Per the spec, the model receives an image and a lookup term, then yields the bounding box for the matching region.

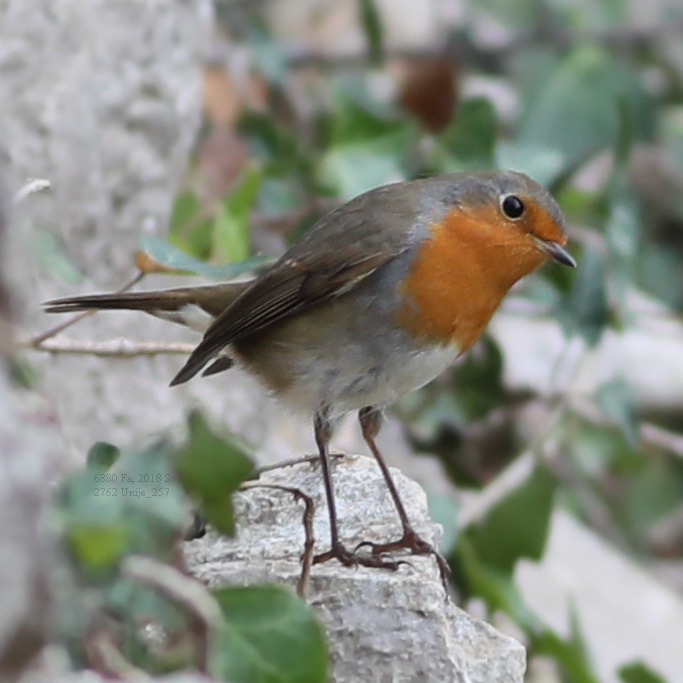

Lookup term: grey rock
[0,355,61,680]
[185,455,526,683]
[0,0,281,461]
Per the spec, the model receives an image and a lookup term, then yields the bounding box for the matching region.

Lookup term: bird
[45,170,576,585]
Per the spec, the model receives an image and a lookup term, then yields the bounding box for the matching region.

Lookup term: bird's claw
[313,543,403,571]
[353,529,451,590]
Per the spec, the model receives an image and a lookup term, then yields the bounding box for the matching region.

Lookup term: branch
[23,337,195,357]
[241,482,317,597]
[567,397,683,463]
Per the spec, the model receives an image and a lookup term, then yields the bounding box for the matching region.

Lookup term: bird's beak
[532,237,577,268]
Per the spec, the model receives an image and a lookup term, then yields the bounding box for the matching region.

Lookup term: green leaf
[618,661,667,683]
[451,335,505,421]
[320,143,408,200]
[358,0,383,65]
[517,46,655,170]
[454,536,541,629]
[239,112,312,180]
[328,82,407,145]
[106,578,194,672]
[496,142,566,187]
[59,468,127,574]
[110,439,189,548]
[87,442,121,470]
[319,84,415,198]
[64,439,189,570]
[466,463,557,574]
[212,167,263,263]
[245,18,288,84]
[533,622,601,683]
[455,540,602,683]
[138,235,268,281]
[66,523,128,571]
[170,190,202,235]
[169,190,214,259]
[436,97,497,171]
[176,412,255,535]
[213,585,328,683]
[559,243,609,346]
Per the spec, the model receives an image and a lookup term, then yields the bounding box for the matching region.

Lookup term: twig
[255,451,345,477]
[23,337,195,357]
[548,449,630,548]
[14,178,51,203]
[240,482,317,597]
[31,270,146,346]
[86,630,152,681]
[571,398,683,463]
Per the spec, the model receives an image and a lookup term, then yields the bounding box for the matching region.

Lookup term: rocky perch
[184,454,526,683]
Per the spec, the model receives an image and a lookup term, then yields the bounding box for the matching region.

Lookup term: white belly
[281,342,460,416]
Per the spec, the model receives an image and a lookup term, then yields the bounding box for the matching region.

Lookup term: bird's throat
[396,213,544,351]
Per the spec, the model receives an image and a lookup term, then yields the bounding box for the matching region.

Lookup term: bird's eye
[501,194,525,219]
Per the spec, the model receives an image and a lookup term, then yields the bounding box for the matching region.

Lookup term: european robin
[46,170,576,584]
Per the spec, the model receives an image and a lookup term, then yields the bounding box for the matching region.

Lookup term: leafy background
[19,0,683,681]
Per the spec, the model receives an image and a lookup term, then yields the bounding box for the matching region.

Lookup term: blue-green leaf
[517,46,655,170]
[138,235,267,280]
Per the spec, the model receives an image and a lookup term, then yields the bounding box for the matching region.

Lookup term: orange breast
[396,207,545,352]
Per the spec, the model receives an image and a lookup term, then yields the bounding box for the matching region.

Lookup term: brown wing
[170,180,423,385]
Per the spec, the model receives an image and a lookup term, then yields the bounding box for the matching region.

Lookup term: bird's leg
[312,409,403,571]
[357,406,451,586]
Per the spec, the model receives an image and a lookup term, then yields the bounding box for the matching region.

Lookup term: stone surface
[0,0,284,462]
[459,453,683,683]
[516,510,683,683]
[0,373,63,681]
[491,292,683,412]
[185,455,526,683]
[0,166,59,682]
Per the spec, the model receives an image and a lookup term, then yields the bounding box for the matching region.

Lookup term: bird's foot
[313,542,405,571]
[355,527,451,589]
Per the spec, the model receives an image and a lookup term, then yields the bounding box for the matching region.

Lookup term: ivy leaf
[213,585,328,683]
[138,235,267,281]
[618,661,667,683]
[517,46,655,169]
[319,83,415,199]
[86,442,121,470]
[212,166,263,263]
[465,464,557,575]
[176,412,255,535]
[559,243,609,346]
[436,97,497,171]
[358,0,383,65]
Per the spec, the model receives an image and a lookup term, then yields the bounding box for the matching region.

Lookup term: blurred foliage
[165,1,683,679]
[42,0,683,680]
[206,2,683,680]
[52,413,327,681]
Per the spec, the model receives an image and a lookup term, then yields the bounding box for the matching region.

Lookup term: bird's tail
[43,282,249,331]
